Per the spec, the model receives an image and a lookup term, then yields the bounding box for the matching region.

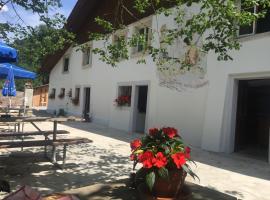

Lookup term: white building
[42,0,270,160]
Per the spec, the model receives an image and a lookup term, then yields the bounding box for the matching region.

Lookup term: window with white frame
[118,86,132,96]
[160,24,169,58]
[72,87,80,105]
[49,88,56,99]
[112,30,128,59]
[115,86,132,107]
[132,19,152,54]
[75,87,80,99]
[82,45,92,67]
[58,88,65,99]
[239,1,270,36]
[63,56,69,72]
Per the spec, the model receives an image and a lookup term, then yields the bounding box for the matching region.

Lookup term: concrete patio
[0,121,269,200]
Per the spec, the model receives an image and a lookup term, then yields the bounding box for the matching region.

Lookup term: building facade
[33,84,49,108]
[45,0,270,160]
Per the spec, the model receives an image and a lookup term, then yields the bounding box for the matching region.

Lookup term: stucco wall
[48,14,208,148]
[203,33,270,152]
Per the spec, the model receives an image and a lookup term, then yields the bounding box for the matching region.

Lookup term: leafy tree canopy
[0,0,75,90]
[90,0,270,69]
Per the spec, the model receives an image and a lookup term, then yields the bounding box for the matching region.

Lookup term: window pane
[117,86,132,106]
[63,57,69,72]
[239,24,254,35]
[239,2,255,36]
[83,49,90,65]
[75,88,80,99]
[119,86,132,96]
[257,7,270,34]
[137,27,149,52]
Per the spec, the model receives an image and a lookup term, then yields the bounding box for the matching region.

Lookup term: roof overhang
[41,0,174,73]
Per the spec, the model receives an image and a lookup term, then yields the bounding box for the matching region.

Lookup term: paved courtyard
[0,121,270,200]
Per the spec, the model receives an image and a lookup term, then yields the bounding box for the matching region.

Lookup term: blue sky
[0,0,78,27]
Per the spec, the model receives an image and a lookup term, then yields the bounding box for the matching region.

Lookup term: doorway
[83,87,91,121]
[133,85,148,133]
[235,79,270,161]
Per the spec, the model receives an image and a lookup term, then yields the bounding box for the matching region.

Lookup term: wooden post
[269,129,270,164]
[53,121,57,141]
[18,123,24,151]
[52,120,57,163]
[63,144,67,168]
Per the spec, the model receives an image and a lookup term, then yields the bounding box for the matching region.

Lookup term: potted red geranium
[130,127,198,199]
[115,95,131,106]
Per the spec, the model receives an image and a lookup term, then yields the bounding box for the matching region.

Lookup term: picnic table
[0,107,32,117]
[0,116,92,169]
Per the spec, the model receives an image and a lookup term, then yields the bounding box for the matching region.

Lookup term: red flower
[185,146,191,160]
[162,127,178,138]
[130,154,136,161]
[152,152,167,168]
[149,128,159,136]
[171,152,186,169]
[115,95,131,106]
[138,151,154,168]
[130,139,142,150]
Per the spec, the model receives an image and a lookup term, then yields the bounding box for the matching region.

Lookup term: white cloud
[0,5,9,13]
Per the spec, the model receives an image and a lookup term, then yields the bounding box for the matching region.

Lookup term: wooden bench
[0,130,70,138]
[0,148,10,158]
[0,138,92,169]
[0,130,70,151]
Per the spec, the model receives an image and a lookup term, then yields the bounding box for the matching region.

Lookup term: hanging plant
[48,92,55,99]
[58,90,65,99]
[115,95,131,106]
[71,97,79,106]
[67,89,72,98]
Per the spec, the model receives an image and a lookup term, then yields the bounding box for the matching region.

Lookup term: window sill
[115,105,131,110]
[82,64,92,69]
[238,32,270,42]
[62,71,69,74]
[130,51,149,59]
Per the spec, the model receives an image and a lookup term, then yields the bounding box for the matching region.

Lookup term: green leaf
[158,167,169,180]
[146,171,156,191]
[182,165,200,181]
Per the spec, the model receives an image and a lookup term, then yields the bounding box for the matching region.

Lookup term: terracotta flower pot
[152,169,187,198]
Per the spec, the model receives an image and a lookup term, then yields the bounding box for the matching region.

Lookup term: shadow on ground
[0,143,132,197]
[65,179,237,200]
[64,121,270,182]
[190,147,270,182]
[62,121,139,143]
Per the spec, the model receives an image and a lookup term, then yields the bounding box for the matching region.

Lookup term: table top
[0,107,32,111]
[0,116,83,123]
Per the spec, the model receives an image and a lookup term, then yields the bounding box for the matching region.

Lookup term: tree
[0,0,62,41]
[0,1,75,90]
[13,23,75,90]
[90,0,270,72]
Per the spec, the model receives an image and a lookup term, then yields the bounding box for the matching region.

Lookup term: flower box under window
[58,88,65,99]
[49,88,56,99]
[115,86,132,107]
[67,89,72,98]
[72,87,80,106]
